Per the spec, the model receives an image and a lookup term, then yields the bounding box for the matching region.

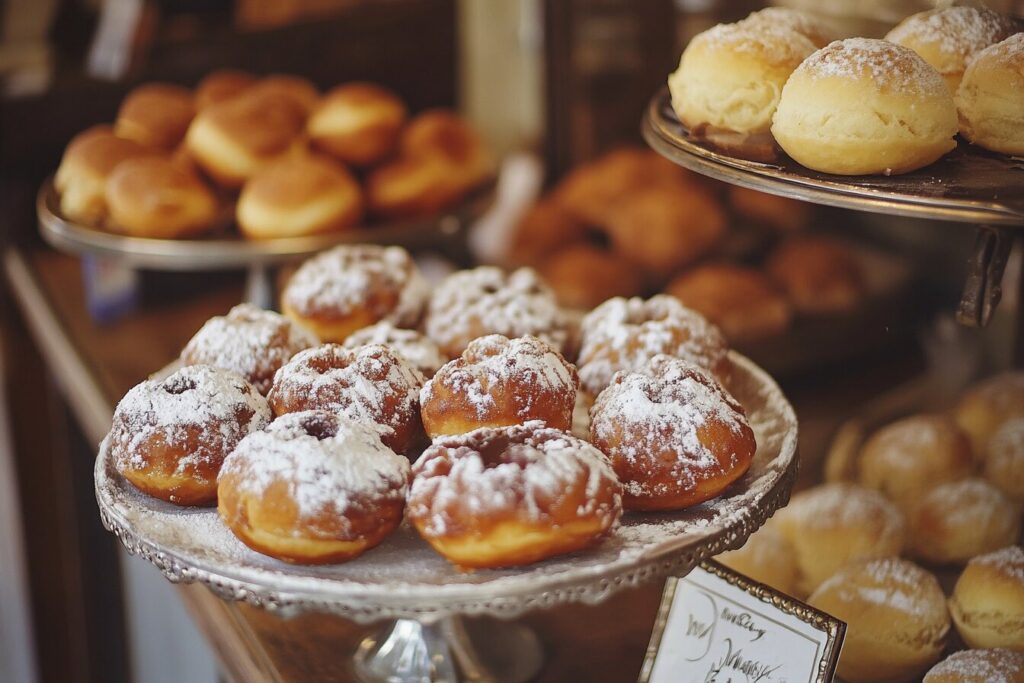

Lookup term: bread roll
[956,34,1024,156]
[766,236,864,314]
[956,372,1024,459]
[105,156,218,238]
[538,244,644,311]
[985,419,1024,501]
[195,69,256,109]
[717,524,800,596]
[114,83,195,151]
[924,648,1024,683]
[949,546,1024,650]
[308,83,406,166]
[54,126,150,224]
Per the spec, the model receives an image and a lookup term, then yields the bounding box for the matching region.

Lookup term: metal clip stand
[956,226,1014,329]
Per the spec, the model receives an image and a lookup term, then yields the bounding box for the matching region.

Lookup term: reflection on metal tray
[643,87,1024,227]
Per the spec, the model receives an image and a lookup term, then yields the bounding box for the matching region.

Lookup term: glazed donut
[576,295,730,397]
[109,365,271,505]
[307,82,407,166]
[343,321,445,379]
[217,410,409,564]
[949,545,1024,650]
[924,649,1024,683]
[195,69,256,109]
[281,244,428,343]
[957,34,1024,156]
[955,372,1024,459]
[538,244,644,311]
[406,421,622,568]
[590,354,755,511]
[180,303,318,395]
[114,83,195,151]
[105,156,219,239]
[267,343,424,456]
[421,335,578,439]
[766,237,864,315]
[236,153,363,239]
[423,266,568,359]
[985,419,1024,500]
[54,126,150,225]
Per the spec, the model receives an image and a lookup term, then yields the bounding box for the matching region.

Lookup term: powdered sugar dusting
[922,478,1016,527]
[819,558,945,620]
[782,482,904,536]
[971,544,1024,581]
[925,648,1024,683]
[800,38,949,95]
[343,321,445,378]
[968,33,1024,70]
[697,20,816,65]
[887,7,1016,69]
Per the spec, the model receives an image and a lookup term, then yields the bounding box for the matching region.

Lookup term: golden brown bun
[538,244,644,311]
[985,419,1024,501]
[956,372,1024,460]
[195,69,256,109]
[307,82,407,166]
[886,7,1017,93]
[249,74,320,114]
[739,7,832,49]
[185,90,307,188]
[949,546,1024,650]
[114,83,195,151]
[808,558,950,683]
[717,524,800,596]
[505,200,589,269]
[956,34,1024,156]
[924,648,1024,683]
[766,236,864,315]
[858,413,974,508]
[105,156,219,239]
[772,39,958,175]
[728,185,811,233]
[774,482,905,596]
[54,126,151,225]
[666,264,792,342]
[237,153,363,239]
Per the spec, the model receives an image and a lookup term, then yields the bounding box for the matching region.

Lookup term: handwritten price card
[639,561,845,683]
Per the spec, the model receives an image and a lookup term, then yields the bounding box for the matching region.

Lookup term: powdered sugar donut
[589,354,754,511]
[985,418,1024,500]
[217,410,410,564]
[924,649,1024,683]
[181,304,318,395]
[343,321,445,379]
[407,421,622,568]
[577,295,730,396]
[950,545,1024,650]
[109,365,271,505]
[267,343,425,455]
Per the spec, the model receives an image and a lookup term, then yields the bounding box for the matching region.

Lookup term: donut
[365,155,468,220]
[398,109,492,188]
[808,558,950,683]
[105,156,219,239]
[281,244,428,343]
[180,303,318,395]
[957,34,1024,156]
[956,372,1024,459]
[236,153,363,239]
[109,365,271,505]
[538,244,644,311]
[307,82,407,166]
[886,7,1017,93]
[985,419,1024,500]
[195,69,256,109]
[406,421,622,568]
[924,649,1024,683]
[772,38,958,175]
[342,321,445,379]
[217,410,409,564]
[267,343,424,456]
[589,354,754,511]
[738,7,831,49]
[576,295,730,397]
[949,545,1024,650]
[54,126,150,225]
[421,335,578,439]
[766,237,864,315]
[423,266,568,359]
[114,83,195,151]
[505,199,589,269]
[666,263,793,342]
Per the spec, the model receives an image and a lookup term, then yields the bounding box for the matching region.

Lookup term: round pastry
[195,69,256,109]
[602,183,728,274]
[342,321,445,379]
[506,200,589,269]
[184,89,307,188]
[808,558,950,683]
[774,482,906,595]
[236,153,363,239]
[886,7,1017,93]
[668,21,818,161]
[717,524,800,596]
[249,74,320,114]
[307,82,407,166]
[281,244,427,343]
[956,372,1024,459]
[766,237,864,315]
[538,244,644,311]
[949,545,1024,650]
[727,185,811,233]
[399,109,492,188]
[114,83,195,151]
[589,354,755,511]
[857,413,974,508]
[406,421,622,568]
[267,343,424,456]
[54,126,150,225]
[217,410,409,564]
[109,365,271,505]
[772,38,958,175]
[666,264,793,342]
[924,649,1024,683]
[180,303,318,395]
[105,156,219,238]
[985,419,1024,500]
[738,7,831,49]
[956,34,1024,156]
[576,295,730,396]
[423,266,568,359]
[421,335,578,439]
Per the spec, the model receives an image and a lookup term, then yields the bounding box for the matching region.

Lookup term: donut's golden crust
[956,34,1024,156]
[55,126,151,224]
[249,74,320,114]
[949,546,1024,650]
[539,244,644,311]
[105,157,219,238]
[955,372,1024,459]
[115,83,196,151]
[717,525,800,596]
[308,83,407,166]
[195,69,257,109]
[766,237,864,315]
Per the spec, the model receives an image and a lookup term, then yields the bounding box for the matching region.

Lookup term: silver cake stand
[95,352,798,682]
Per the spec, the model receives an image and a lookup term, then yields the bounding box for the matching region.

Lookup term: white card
[639,561,844,683]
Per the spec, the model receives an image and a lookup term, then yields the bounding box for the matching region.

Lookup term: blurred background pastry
[949,546,1024,650]
[956,372,1024,460]
[54,126,150,225]
[766,236,865,315]
[538,244,644,311]
[194,69,257,110]
[923,648,1024,683]
[955,34,1024,156]
[717,523,800,596]
[104,156,219,239]
[308,83,407,167]
[985,419,1024,501]
[114,83,196,152]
